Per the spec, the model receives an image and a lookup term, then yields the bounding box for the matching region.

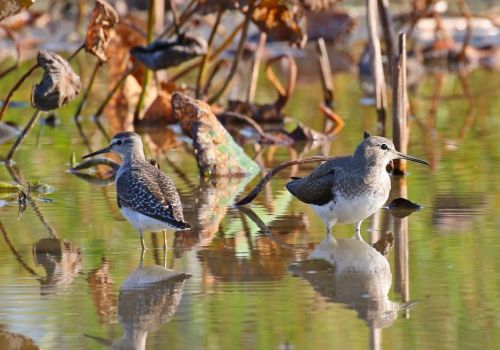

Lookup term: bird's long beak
[394,151,429,165]
[82,145,112,159]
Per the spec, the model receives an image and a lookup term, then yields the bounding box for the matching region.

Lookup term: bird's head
[354,131,429,167]
[82,132,144,160]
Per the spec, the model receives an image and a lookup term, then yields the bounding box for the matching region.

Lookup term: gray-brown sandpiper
[286,132,429,240]
[83,132,190,249]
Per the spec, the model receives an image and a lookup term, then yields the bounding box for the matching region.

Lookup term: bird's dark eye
[381,144,389,150]
[116,140,123,146]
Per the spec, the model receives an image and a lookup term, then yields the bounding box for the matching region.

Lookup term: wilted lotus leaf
[85,0,119,62]
[31,51,81,111]
[252,0,307,47]
[0,0,34,21]
[130,34,207,71]
[172,92,259,177]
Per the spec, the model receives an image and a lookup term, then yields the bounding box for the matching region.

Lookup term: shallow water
[0,62,499,350]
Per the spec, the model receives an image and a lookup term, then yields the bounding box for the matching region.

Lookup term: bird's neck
[122,149,146,166]
[352,156,389,183]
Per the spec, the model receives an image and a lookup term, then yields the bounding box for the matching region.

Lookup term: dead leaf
[31,50,81,111]
[0,0,34,22]
[131,34,207,70]
[172,92,259,177]
[251,0,307,47]
[85,0,119,62]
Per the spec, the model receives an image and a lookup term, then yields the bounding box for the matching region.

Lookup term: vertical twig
[167,20,244,84]
[392,33,408,175]
[0,64,39,121]
[196,7,224,98]
[134,0,156,122]
[168,0,180,37]
[367,0,388,136]
[6,110,42,163]
[377,0,396,68]
[93,66,133,119]
[156,0,197,40]
[315,37,334,108]
[208,2,254,104]
[392,176,410,318]
[456,0,472,62]
[68,43,85,63]
[246,32,267,103]
[74,61,103,122]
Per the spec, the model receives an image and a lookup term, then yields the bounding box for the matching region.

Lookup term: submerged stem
[6,110,42,163]
[0,63,39,121]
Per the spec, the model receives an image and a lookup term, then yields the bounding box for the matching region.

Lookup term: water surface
[0,62,499,349]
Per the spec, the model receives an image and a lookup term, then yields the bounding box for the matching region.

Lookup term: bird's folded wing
[286,163,337,206]
[117,168,188,228]
[285,157,353,206]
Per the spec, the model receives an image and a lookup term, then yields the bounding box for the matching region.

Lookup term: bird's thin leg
[355,221,364,241]
[163,230,167,250]
[139,230,147,250]
[140,248,145,267]
[326,225,331,237]
[163,247,167,268]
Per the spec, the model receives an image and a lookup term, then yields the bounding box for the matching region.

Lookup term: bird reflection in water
[290,234,411,349]
[112,252,191,350]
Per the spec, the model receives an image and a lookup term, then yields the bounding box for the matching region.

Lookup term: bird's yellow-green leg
[138,230,147,250]
[163,230,167,249]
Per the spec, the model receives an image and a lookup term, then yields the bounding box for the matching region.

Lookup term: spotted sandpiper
[83,132,190,250]
[286,132,429,240]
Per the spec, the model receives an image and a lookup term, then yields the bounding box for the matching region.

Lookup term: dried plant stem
[168,0,180,36]
[456,0,472,61]
[0,219,40,277]
[68,43,85,63]
[235,156,335,205]
[156,0,197,40]
[0,63,39,121]
[367,0,388,136]
[167,21,244,83]
[247,32,267,103]
[217,111,282,143]
[377,0,396,67]
[208,2,253,104]
[316,37,334,108]
[196,7,224,98]
[392,33,408,175]
[134,0,156,121]
[6,110,42,163]
[94,66,133,118]
[74,61,103,122]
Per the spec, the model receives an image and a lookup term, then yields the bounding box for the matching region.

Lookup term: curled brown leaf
[251,0,307,47]
[85,0,119,62]
[31,51,81,111]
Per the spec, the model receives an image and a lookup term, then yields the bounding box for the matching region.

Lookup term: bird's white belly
[121,207,175,233]
[311,192,388,226]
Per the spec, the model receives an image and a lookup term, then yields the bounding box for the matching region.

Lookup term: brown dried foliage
[85,0,119,62]
[252,0,307,47]
[31,51,81,111]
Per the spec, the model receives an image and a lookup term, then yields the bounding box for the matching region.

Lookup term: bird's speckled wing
[286,156,351,206]
[116,164,189,229]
